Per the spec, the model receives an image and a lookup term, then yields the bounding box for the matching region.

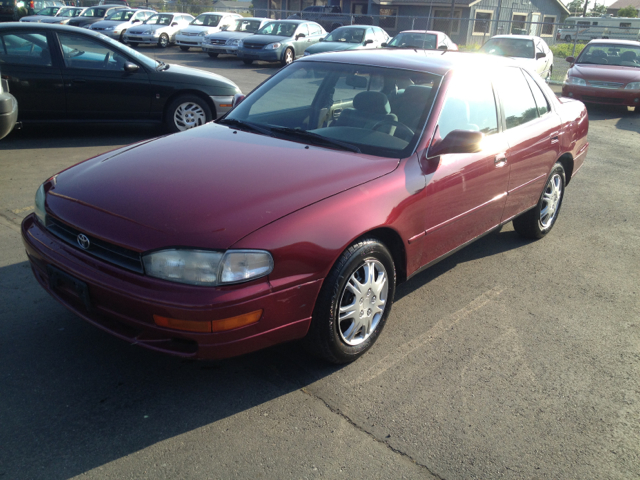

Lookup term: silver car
[202,17,271,57]
[123,12,194,48]
[37,7,87,24]
[90,8,155,42]
[175,12,242,51]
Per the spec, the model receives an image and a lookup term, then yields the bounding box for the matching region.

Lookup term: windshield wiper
[218,118,273,136]
[269,127,361,153]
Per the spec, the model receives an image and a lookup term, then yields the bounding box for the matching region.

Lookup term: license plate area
[47,265,92,311]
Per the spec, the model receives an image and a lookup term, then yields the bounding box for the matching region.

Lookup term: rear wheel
[304,239,396,364]
[208,52,219,58]
[513,162,566,239]
[564,35,572,42]
[128,42,138,48]
[179,46,190,51]
[119,30,126,42]
[165,94,212,133]
[158,33,169,48]
[281,47,294,66]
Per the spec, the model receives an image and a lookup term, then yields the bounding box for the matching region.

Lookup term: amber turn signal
[153,309,263,333]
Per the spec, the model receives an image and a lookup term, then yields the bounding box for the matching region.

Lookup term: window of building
[541,16,555,36]
[433,9,461,35]
[473,11,493,35]
[379,8,398,30]
[512,13,528,34]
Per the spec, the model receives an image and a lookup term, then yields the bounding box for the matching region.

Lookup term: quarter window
[494,68,539,129]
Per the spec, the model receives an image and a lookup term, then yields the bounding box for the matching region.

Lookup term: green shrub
[550,43,586,58]
[458,43,481,52]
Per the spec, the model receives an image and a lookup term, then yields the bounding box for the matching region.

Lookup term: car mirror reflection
[428,129,484,158]
[124,62,139,73]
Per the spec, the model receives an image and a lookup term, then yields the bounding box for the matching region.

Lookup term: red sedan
[563,39,640,110]
[22,51,589,363]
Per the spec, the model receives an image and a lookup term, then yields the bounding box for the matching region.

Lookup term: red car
[22,51,588,364]
[563,39,640,110]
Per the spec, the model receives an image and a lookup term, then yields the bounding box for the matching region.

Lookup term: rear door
[56,31,151,120]
[0,29,65,119]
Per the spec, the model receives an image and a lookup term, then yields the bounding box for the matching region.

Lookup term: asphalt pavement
[0,49,639,480]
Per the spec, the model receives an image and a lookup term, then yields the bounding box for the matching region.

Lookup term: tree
[588,4,607,16]
[617,6,638,17]
[565,0,585,15]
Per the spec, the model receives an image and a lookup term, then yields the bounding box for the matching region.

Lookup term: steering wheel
[371,119,415,142]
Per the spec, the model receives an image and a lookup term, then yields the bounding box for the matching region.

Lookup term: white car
[37,7,87,24]
[202,17,270,57]
[123,12,194,48]
[479,35,554,81]
[175,12,242,51]
[90,8,155,42]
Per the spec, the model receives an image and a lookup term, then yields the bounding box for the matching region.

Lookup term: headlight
[103,26,114,31]
[265,42,281,50]
[198,31,207,37]
[227,39,239,45]
[34,184,47,225]
[143,30,152,35]
[143,249,273,286]
[565,76,587,86]
[238,40,243,48]
[625,82,640,90]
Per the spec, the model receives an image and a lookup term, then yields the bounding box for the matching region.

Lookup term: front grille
[582,95,624,104]
[93,27,105,31]
[182,32,199,36]
[47,216,144,274]
[209,39,226,45]
[243,43,264,50]
[588,81,623,89]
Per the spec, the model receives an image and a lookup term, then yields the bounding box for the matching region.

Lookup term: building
[606,0,640,16]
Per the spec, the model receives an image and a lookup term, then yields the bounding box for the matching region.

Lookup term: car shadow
[584,104,640,133]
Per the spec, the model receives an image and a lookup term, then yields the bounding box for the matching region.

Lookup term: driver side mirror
[132,19,140,23]
[566,56,575,63]
[364,39,373,45]
[124,62,139,73]
[381,42,388,47]
[171,22,178,27]
[536,52,546,59]
[428,129,484,158]
[296,33,306,39]
[232,93,246,108]
[438,45,447,51]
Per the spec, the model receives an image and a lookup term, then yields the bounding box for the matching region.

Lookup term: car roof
[266,19,307,25]
[395,30,444,35]
[299,49,518,75]
[488,34,541,41]
[0,22,121,38]
[586,39,640,46]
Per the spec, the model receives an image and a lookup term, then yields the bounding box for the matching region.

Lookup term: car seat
[393,85,432,131]
[334,91,397,133]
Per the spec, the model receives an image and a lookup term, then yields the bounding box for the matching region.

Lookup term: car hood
[244,34,292,45]
[570,63,640,83]
[153,64,240,91]
[129,24,171,33]
[306,42,360,54]
[46,123,399,252]
[206,31,251,41]
[68,17,101,26]
[91,20,126,28]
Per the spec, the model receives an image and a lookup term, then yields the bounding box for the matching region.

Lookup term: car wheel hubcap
[540,173,562,228]
[338,259,388,346]
[174,102,206,131]
[160,36,168,47]
[285,50,293,63]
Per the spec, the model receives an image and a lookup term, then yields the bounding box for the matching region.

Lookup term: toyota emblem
[77,234,90,250]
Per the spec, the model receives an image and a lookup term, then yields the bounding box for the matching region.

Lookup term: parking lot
[1,48,639,479]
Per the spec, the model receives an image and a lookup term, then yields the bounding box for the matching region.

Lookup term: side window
[309,24,322,36]
[437,74,498,139]
[374,28,387,43]
[364,28,376,42]
[523,70,550,116]
[58,32,125,71]
[296,24,309,37]
[493,67,539,129]
[0,32,52,66]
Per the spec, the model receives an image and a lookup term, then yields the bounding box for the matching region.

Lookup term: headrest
[402,85,432,103]
[353,91,391,114]
[620,50,636,61]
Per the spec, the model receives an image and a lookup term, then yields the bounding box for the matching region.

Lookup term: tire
[281,47,294,66]
[158,33,169,48]
[179,46,190,51]
[513,162,566,239]
[242,59,253,65]
[304,239,396,364]
[128,42,138,48]
[119,30,126,42]
[208,52,219,58]
[564,35,572,42]
[165,94,212,133]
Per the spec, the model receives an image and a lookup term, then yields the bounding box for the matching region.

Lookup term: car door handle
[550,132,559,144]
[494,153,507,167]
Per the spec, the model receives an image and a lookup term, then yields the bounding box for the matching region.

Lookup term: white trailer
[557,16,640,42]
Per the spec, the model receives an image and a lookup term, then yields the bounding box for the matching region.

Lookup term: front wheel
[304,239,396,364]
[208,52,219,58]
[165,94,212,133]
[513,162,566,239]
[128,42,138,48]
[179,46,190,51]
[158,33,169,48]
[281,47,294,66]
[242,59,253,65]
[564,35,572,42]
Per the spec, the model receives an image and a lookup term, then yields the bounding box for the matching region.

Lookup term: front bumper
[123,33,160,45]
[562,84,640,107]
[21,214,320,360]
[91,29,121,39]
[237,48,282,62]
[202,43,238,55]
[175,35,204,48]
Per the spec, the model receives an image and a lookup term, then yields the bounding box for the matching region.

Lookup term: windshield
[145,14,174,26]
[221,61,441,158]
[256,22,297,37]
[105,10,134,21]
[234,19,262,33]
[387,32,437,49]
[577,43,640,67]
[81,7,107,18]
[324,28,365,43]
[480,38,535,59]
[191,14,222,26]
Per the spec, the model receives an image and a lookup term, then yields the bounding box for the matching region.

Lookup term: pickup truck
[288,5,372,32]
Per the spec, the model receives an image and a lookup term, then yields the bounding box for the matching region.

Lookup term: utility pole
[582,0,589,17]
[448,0,455,36]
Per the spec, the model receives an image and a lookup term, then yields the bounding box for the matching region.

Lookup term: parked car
[562,39,640,111]
[38,7,86,24]
[21,49,588,364]
[123,12,194,48]
[0,23,241,131]
[383,30,458,51]
[19,5,62,21]
[90,8,155,42]
[202,17,270,58]
[237,19,326,65]
[0,72,18,140]
[303,25,389,56]
[67,5,128,29]
[175,11,242,51]
[479,35,553,81]
[98,0,129,6]
[288,5,372,32]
